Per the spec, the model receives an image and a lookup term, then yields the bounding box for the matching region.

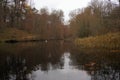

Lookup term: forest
[69,0,120,38]
[0,0,120,49]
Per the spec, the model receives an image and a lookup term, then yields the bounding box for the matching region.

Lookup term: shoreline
[75,32,120,50]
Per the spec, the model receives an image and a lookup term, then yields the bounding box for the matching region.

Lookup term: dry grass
[0,28,36,42]
[75,32,120,49]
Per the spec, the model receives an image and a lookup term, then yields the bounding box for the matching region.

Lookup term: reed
[75,32,120,49]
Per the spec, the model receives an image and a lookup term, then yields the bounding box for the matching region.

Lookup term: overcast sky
[33,0,118,22]
[33,0,91,21]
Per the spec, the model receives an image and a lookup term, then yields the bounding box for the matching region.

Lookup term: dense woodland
[69,0,120,38]
[0,0,120,40]
[0,0,70,40]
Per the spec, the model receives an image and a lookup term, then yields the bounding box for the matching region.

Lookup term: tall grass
[75,32,120,49]
[0,28,36,42]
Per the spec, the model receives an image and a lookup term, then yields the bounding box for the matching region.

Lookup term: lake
[0,41,120,80]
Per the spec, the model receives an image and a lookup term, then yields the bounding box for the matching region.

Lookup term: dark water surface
[0,41,120,80]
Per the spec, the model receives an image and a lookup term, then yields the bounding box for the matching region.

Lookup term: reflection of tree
[0,56,28,80]
[0,42,120,80]
[0,41,70,80]
[91,65,120,80]
[70,47,120,80]
[20,41,65,71]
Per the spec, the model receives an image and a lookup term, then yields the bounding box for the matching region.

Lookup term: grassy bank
[75,32,120,50]
[0,28,36,42]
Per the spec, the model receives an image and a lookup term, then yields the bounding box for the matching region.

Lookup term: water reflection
[70,48,120,80]
[0,41,120,80]
[0,56,28,80]
[30,52,90,80]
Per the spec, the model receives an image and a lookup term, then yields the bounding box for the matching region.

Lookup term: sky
[33,0,118,22]
[33,0,91,22]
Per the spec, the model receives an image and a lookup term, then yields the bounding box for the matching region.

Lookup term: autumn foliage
[69,0,120,38]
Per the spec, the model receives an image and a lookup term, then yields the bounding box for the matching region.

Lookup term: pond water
[0,41,120,80]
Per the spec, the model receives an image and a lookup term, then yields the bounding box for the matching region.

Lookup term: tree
[9,0,27,28]
[49,9,64,39]
[0,0,30,28]
[69,0,119,38]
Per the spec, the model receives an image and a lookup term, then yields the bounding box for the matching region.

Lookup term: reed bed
[75,32,120,49]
